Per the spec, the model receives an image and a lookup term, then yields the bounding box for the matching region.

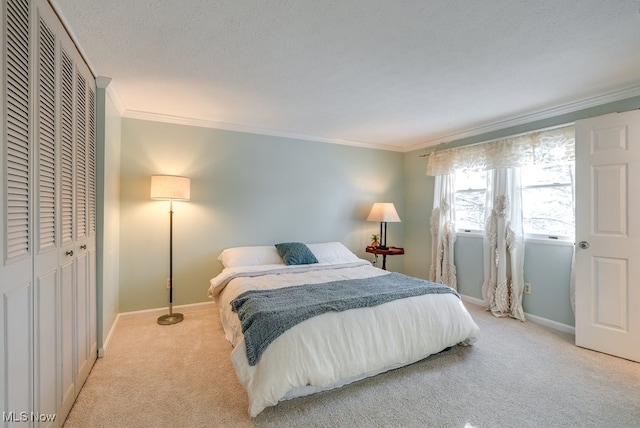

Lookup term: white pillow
[306,242,360,264]
[218,245,284,268]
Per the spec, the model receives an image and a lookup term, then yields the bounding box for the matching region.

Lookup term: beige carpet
[63,303,640,428]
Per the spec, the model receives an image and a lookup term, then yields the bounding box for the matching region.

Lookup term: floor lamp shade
[367,202,401,250]
[150,175,191,201]
[151,175,190,325]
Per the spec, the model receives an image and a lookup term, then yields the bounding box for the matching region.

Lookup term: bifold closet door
[55,7,98,416]
[1,0,97,424]
[73,56,97,395]
[58,26,77,422]
[1,0,35,417]
[33,2,62,425]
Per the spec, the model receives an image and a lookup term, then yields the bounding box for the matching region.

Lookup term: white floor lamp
[151,175,191,325]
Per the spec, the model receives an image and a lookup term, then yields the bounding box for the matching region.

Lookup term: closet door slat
[75,71,87,240]
[87,87,96,236]
[38,16,56,251]
[60,50,74,244]
[5,0,31,261]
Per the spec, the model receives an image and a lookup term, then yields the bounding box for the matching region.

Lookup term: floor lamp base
[157,313,184,325]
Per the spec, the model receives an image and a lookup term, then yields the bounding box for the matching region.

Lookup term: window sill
[456,231,483,239]
[524,237,574,247]
[456,231,574,247]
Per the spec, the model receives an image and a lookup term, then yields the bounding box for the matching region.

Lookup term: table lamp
[367,202,401,250]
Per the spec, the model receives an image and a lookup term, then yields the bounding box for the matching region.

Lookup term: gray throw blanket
[231,272,459,366]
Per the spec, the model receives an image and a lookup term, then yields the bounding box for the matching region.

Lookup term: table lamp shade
[367,203,401,223]
[151,175,191,201]
[367,202,400,251]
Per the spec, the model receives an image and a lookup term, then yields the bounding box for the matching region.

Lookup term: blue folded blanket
[231,272,459,366]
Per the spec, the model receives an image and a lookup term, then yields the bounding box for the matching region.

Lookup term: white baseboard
[97,301,217,358]
[98,313,122,358]
[461,294,575,335]
[461,295,485,307]
[118,301,217,319]
[525,312,575,335]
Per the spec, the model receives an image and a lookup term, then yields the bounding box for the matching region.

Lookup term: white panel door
[575,110,640,362]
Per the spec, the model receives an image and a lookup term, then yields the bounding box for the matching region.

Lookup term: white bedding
[208,260,480,417]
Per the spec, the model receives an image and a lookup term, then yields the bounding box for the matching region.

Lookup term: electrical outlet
[166,278,171,289]
[524,282,532,294]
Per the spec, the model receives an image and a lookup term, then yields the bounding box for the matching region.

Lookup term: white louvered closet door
[1,0,97,424]
[55,7,98,420]
[58,32,77,420]
[34,4,60,424]
[1,0,34,417]
[72,53,97,398]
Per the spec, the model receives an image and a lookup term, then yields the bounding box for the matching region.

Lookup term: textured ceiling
[51,0,640,151]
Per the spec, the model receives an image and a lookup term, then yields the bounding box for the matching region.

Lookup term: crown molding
[95,76,111,89]
[122,110,405,152]
[106,82,640,154]
[123,83,640,153]
[106,85,126,116]
[406,83,640,152]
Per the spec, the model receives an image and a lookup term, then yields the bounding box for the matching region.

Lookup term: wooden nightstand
[365,246,405,270]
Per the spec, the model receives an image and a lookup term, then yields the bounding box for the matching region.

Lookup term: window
[429,125,575,241]
[454,162,575,240]
[454,170,486,232]
[521,163,574,239]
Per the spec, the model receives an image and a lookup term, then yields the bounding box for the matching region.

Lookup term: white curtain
[426,125,574,176]
[482,168,525,321]
[429,174,457,289]
[426,124,574,321]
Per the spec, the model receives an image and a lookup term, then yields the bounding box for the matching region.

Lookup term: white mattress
[209,260,480,417]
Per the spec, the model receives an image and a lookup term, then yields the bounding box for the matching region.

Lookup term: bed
[208,242,480,417]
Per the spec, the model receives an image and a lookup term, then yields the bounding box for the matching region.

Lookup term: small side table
[366,246,405,270]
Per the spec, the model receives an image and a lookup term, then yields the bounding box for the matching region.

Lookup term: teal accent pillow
[275,242,318,266]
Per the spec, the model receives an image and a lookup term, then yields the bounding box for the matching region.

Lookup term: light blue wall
[522,241,573,325]
[402,143,433,279]
[453,236,574,326]
[403,95,640,327]
[109,95,640,323]
[118,119,404,312]
[453,235,483,299]
[96,84,121,350]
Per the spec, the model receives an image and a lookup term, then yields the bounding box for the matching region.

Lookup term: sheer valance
[426,125,575,176]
